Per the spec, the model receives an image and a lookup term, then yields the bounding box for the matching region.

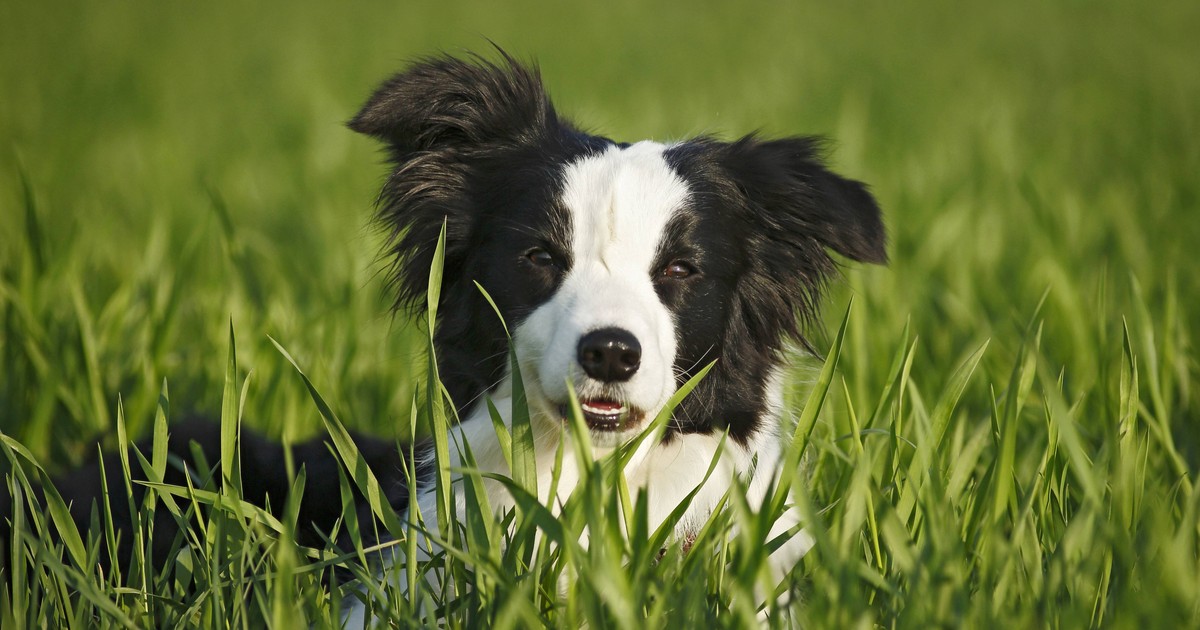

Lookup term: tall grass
[2,0,1198,627]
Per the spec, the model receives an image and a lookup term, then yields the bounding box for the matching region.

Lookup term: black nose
[577,328,642,383]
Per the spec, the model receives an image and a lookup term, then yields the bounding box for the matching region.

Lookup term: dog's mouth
[558,398,646,432]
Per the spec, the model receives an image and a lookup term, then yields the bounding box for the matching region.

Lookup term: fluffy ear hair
[349,51,559,159]
[721,135,887,265]
[350,52,562,312]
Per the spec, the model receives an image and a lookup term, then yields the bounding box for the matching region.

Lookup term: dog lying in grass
[2,51,885,624]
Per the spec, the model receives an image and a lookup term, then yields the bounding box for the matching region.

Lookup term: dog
[2,52,885,622]
[340,51,886,622]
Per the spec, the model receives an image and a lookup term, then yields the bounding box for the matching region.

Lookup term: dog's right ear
[349,52,559,159]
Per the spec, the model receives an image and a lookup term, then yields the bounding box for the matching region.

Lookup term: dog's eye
[525,248,555,267]
[661,260,695,280]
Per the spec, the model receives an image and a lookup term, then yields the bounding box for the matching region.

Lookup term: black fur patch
[350,53,612,409]
[661,136,886,442]
[1,418,428,575]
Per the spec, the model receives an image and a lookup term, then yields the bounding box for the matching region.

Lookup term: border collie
[2,51,885,622]
[340,52,885,620]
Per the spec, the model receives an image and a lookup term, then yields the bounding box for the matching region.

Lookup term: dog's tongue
[584,399,623,413]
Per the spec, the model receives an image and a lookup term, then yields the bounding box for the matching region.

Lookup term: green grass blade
[151,379,169,494]
[220,319,241,495]
[269,336,405,538]
[791,299,852,462]
[16,156,45,275]
[0,436,88,571]
[508,347,536,497]
[895,340,990,519]
[138,482,287,534]
[615,359,715,470]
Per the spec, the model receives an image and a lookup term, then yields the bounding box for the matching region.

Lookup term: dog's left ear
[721,136,887,265]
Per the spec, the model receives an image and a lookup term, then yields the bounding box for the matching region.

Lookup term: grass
[1,0,1198,627]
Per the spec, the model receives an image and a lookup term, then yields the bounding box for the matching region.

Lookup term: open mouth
[558,399,645,431]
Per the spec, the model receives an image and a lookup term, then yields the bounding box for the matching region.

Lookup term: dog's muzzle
[561,327,647,432]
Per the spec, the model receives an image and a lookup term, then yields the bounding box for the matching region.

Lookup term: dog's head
[351,53,885,446]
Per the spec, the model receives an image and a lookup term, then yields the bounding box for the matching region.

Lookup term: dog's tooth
[581,400,625,415]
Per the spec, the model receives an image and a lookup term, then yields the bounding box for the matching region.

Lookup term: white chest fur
[341,377,813,627]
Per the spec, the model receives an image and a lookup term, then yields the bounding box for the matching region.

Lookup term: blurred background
[1,0,1196,467]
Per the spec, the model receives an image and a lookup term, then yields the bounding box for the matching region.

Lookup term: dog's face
[351,54,886,446]
[514,142,693,444]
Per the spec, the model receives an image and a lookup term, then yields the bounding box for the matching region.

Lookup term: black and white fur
[1,52,885,622]
[342,52,885,621]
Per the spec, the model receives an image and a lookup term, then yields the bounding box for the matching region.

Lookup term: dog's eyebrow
[652,211,700,266]
[491,210,574,264]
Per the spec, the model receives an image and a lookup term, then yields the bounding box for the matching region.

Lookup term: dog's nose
[577,328,642,383]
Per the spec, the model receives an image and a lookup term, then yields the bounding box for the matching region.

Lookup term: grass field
[2,0,1198,627]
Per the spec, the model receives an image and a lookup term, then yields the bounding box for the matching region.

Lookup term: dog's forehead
[559,141,690,267]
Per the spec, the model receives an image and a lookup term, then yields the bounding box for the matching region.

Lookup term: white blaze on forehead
[514,140,691,433]
[560,141,690,272]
